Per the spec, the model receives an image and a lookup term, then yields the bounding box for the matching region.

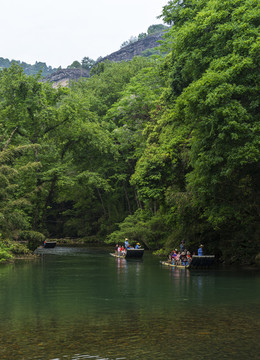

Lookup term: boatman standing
[125,238,129,250]
[180,240,185,252]
[198,244,204,256]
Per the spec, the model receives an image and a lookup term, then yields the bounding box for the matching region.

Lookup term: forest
[0,0,259,264]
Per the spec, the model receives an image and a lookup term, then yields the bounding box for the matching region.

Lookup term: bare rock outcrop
[98,32,163,63]
[44,68,90,87]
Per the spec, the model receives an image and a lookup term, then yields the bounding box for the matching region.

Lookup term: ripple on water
[50,355,127,360]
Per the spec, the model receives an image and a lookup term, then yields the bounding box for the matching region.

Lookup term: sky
[0,0,169,69]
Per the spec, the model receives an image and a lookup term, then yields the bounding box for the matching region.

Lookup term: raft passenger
[115,244,119,255]
[175,252,181,265]
[181,251,188,266]
[187,251,192,265]
[171,250,177,265]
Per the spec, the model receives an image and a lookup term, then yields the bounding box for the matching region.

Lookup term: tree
[120,36,138,48]
[0,64,68,234]
[138,32,147,40]
[0,130,40,240]
[147,24,168,35]
[67,60,81,69]
[81,56,95,70]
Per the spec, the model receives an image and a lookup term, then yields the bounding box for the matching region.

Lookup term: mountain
[44,32,164,87]
[0,31,165,87]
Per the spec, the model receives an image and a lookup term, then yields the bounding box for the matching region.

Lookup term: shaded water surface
[0,247,259,359]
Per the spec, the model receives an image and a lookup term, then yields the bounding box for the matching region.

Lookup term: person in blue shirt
[124,238,129,249]
[198,244,204,256]
[135,243,141,249]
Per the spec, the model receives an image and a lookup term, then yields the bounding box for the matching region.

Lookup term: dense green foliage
[0,57,58,76]
[0,0,259,263]
[68,57,96,70]
[157,0,260,261]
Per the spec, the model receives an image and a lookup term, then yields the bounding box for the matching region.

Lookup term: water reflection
[114,257,143,274]
[115,257,127,274]
[0,248,259,360]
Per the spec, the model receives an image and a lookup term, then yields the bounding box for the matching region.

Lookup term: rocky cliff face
[44,68,90,87]
[45,32,164,86]
[98,32,163,63]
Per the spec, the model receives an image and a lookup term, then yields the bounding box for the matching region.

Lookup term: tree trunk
[123,182,132,214]
[41,174,58,230]
[97,188,107,216]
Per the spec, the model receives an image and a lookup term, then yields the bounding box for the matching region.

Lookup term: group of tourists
[168,242,204,266]
[115,238,141,256]
[115,245,126,256]
[168,249,193,266]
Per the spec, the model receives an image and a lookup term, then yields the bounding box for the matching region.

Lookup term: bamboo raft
[160,261,188,269]
[110,253,125,259]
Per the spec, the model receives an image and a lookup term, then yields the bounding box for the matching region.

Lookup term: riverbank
[1,238,260,268]
[0,240,37,264]
[0,236,105,263]
[49,237,107,246]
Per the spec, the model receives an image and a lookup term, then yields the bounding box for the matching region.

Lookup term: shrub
[9,241,31,255]
[0,243,13,263]
[19,231,45,251]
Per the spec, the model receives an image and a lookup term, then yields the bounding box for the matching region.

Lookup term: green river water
[0,246,259,360]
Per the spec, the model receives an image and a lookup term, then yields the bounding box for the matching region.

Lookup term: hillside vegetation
[0,57,58,77]
[0,0,259,264]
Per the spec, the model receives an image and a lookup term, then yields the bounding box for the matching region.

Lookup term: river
[0,246,259,360]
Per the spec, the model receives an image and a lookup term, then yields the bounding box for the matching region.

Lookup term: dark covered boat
[125,248,144,259]
[43,241,56,248]
[189,255,215,268]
